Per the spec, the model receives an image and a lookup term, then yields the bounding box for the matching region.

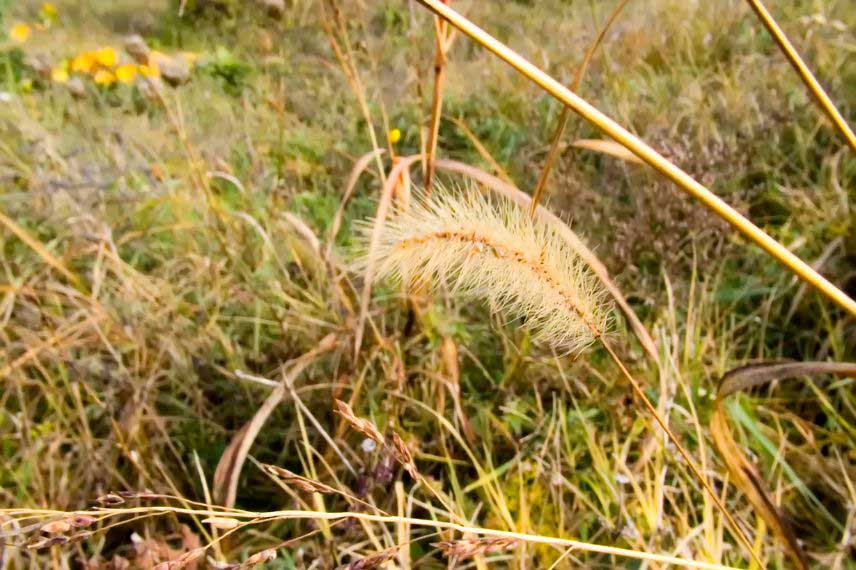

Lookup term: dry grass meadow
[0,0,854,568]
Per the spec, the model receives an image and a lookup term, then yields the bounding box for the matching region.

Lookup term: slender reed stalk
[1,506,742,570]
[413,0,856,317]
[425,0,452,193]
[530,0,632,217]
[319,0,387,187]
[360,187,762,567]
[744,0,856,151]
[0,209,83,291]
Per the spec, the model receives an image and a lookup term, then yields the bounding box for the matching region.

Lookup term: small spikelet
[358,186,611,353]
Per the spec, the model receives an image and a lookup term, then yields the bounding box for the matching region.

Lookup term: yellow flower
[388,128,402,145]
[40,3,58,23]
[93,69,116,87]
[181,51,199,66]
[94,47,118,68]
[138,63,160,78]
[9,22,32,43]
[115,64,138,84]
[71,52,96,74]
[51,67,69,84]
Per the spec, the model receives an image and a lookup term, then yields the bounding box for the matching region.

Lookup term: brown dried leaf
[569,138,644,164]
[213,422,249,508]
[711,361,856,570]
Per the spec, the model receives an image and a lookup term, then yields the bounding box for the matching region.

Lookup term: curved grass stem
[530,0,633,217]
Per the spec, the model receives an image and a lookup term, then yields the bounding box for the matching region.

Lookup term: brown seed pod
[433,536,518,559]
[262,464,338,495]
[333,400,385,445]
[95,493,125,506]
[337,546,400,569]
[388,432,418,479]
[244,548,277,566]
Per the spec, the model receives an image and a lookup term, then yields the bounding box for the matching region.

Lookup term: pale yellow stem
[744,0,856,151]
[415,0,856,317]
[9,507,743,569]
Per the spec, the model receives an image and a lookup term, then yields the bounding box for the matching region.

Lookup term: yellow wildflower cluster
[43,47,135,88]
[59,46,199,88]
[40,2,58,23]
[8,3,196,91]
[65,47,124,86]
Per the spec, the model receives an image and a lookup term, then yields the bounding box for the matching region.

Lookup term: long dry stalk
[319,1,387,187]
[0,208,83,291]
[413,0,856,317]
[530,0,632,216]
[743,0,856,151]
[2,506,743,570]
[424,0,452,192]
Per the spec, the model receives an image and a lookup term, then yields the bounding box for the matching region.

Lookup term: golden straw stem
[415,0,856,317]
[425,0,451,193]
[600,341,763,568]
[744,0,856,151]
[28,506,742,570]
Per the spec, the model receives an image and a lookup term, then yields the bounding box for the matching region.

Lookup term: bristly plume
[358,186,611,353]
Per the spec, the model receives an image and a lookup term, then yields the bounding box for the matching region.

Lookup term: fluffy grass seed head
[359,186,611,353]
